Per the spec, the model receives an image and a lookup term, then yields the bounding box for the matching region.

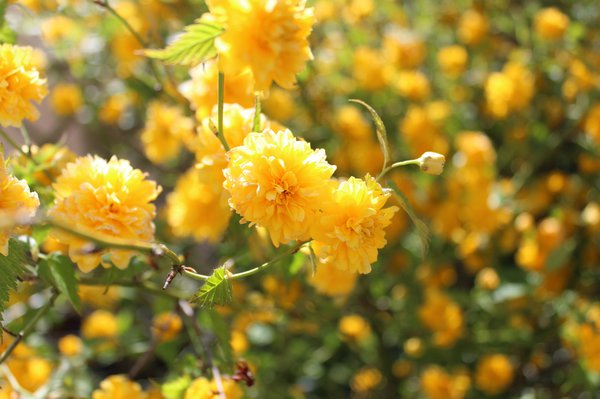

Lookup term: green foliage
[38,253,81,313]
[143,20,223,65]
[0,239,29,326]
[191,267,232,308]
[199,310,234,366]
[348,99,390,169]
[161,375,192,399]
[387,179,430,258]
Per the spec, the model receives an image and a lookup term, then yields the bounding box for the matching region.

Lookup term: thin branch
[79,277,187,301]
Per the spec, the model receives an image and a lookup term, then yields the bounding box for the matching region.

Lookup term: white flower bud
[417,152,445,175]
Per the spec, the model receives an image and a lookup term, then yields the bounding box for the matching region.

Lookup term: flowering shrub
[0,1,599,398]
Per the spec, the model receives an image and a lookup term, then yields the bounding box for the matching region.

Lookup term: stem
[0,291,58,365]
[376,159,421,181]
[252,93,262,132]
[0,129,55,182]
[79,278,187,301]
[217,72,230,151]
[0,128,26,156]
[182,241,308,282]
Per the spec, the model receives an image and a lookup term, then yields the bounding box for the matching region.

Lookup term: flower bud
[418,152,445,175]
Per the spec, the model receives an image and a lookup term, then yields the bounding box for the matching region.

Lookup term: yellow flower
[99,92,133,125]
[0,44,48,127]
[398,105,449,158]
[50,83,84,116]
[41,15,79,44]
[92,375,146,399]
[82,310,119,340]
[180,60,254,121]
[437,45,468,77]
[485,62,534,119]
[421,366,470,399]
[534,7,570,40]
[352,46,386,91]
[458,9,489,45]
[184,377,243,399]
[224,128,335,246]
[152,312,183,342]
[382,26,426,69]
[58,334,83,356]
[339,314,371,341]
[140,101,195,164]
[311,175,398,274]
[418,290,464,347]
[206,0,315,91]
[48,155,161,272]
[0,151,40,256]
[475,354,514,395]
[394,70,430,102]
[166,165,232,243]
[262,87,296,121]
[351,367,382,392]
[309,259,357,297]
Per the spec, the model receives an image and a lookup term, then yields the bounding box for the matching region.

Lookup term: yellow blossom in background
[394,70,430,102]
[309,259,357,297]
[224,128,335,246]
[534,7,570,40]
[339,314,371,342]
[262,87,296,121]
[419,290,464,347]
[0,44,48,127]
[166,165,232,243]
[421,366,470,399]
[382,26,426,69]
[333,105,373,141]
[140,101,194,164]
[92,375,146,399]
[152,312,183,342]
[458,9,489,45]
[437,45,468,77]
[99,92,133,125]
[184,377,243,399]
[111,34,143,78]
[0,151,40,256]
[398,104,449,158]
[180,60,254,120]
[41,15,78,44]
[352,46,386,91]
[485,61,534,119]
[79,285,122,309]
[50,83,84,116]
[312,175,398,274]
[206,0,315,92]
[583,103,600,147]
[58,334,83,356]
[475,354,514,395]
[2,339,54,393]
[82,310,119,340]
[48,155,161,272]
[351,367,382,392]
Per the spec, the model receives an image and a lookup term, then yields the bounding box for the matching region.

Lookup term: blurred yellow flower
[41,15,78,44]
[0,44,48,127]
[82,310,119,340]
[421,366,470,399]
[339,314,371,342]
[166,165,232,244]
[92,375,146,399]
[99,92,133,125]
[50,83,84,116]
[351,367,382,392]
[534,7,570,40]
[224,128,335,246]
[0,338,54,393]
[206,0,315,91]
[263,87,296,121]
[0,151,40,256]
[184,377,243,399]
[311,175,398,274]
[394,70,430,102]
[48,155,161,272]
[152,312,183,342]
[382,26,426,69]
[180,60,254,121]
[475,354,514,395]
[485,62,534,119]
[419,290,464,347]
[309,259,357,297]
[140,101,194,164]
[458,9,488,45]
[58,334,83,356]
[353,46,386,91]
[437,45,468,77]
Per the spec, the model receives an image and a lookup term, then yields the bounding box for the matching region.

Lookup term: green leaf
[252,94,262,132]
[387,180,430,259]
[191,267,232,308]
[200,310,234,366]
[0,24,15,44]
[287,251,306,277]
[349,99,390,170]
[143,20,223,66]
[161,375,192,399]
[546,238,577,271]
[39,254,81,313]
[0,239,30,325]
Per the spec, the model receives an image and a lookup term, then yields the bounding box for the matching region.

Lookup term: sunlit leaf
[191,267,232,308]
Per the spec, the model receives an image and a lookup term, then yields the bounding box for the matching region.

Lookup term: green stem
[182,241,308,282]
[252,93,262,132]
[0,128,53,181]
[217,72,230,151]
[376,159,421,181]
[0,128,26,156]
[0,291,59,365]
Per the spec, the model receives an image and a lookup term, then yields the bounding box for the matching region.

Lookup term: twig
[0,290,59,365]
[128,337,158,379]
[79,277,187,301]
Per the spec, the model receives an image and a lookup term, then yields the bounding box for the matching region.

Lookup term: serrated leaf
[546,238,576,271]
[0,239,30,325]
[143,20,223,66]
[161,375,192,399]
[387,180,430,259]
[191,267,232,308]
[39,254,81,313]
[349,99,390,169]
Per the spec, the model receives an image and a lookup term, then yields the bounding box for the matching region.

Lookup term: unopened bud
[417,152,445,175]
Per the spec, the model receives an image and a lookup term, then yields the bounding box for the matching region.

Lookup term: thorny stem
[376,159,421,181]
[217,72,230,151]
[182,241,308,282]
[0,291,59,365]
